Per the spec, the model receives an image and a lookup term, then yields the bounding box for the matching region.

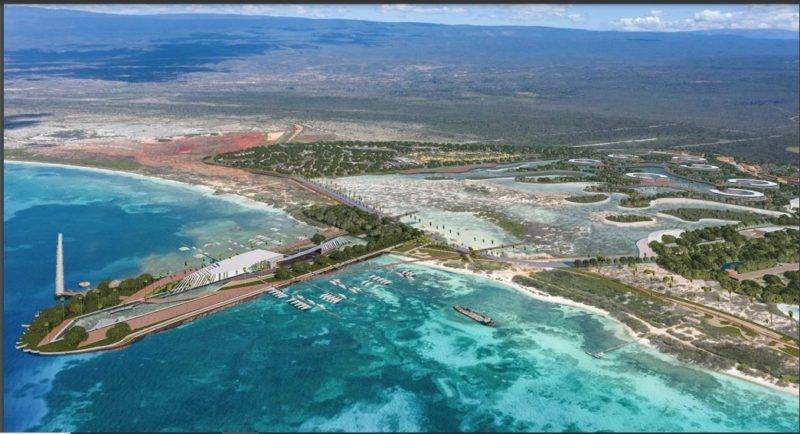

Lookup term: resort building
[679,163,719,171]
[171,249,284,293]
[624,172,670,185]
[726,178,779,189]
[671,154,707,164]
[568,158,603,166]
[709,188,765,201]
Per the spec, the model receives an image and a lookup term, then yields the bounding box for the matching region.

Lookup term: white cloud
[380,4,467,15]
[615,5,799,31]
[616,14,664,31]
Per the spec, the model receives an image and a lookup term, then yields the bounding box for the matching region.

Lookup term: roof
[208,249,283,274]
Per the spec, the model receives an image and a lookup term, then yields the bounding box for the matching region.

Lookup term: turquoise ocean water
[4,162,799,432]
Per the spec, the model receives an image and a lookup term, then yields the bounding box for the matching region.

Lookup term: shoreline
[655,212,740,225]
[628,197,789,217]
[601,217,657,228]
[9,159,798,397]
[4,159,309,219]
[405,255,799,396]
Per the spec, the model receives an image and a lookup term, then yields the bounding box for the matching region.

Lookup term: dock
[287,297,312,310]
[267,288,288,299]
[586,340,634,359]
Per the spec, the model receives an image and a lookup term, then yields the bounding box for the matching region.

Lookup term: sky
[32,4,800,32]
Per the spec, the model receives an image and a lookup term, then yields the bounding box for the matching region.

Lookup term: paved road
[561,269,799,348]
[57,244,403,352]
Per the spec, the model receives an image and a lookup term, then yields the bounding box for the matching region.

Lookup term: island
[565,193,608,204]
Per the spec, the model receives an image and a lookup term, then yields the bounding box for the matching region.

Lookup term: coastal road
[45,243,406,353]
[562,269,799,349]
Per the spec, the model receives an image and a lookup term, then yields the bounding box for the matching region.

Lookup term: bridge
[294,177,384,217]
[388,210,419,220]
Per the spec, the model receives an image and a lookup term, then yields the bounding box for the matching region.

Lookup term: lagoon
[4,162,799,432]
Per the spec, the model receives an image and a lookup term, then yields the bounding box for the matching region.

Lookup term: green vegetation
[62,326,88,348]
[18,273,154,351]
[605,214,653,223]
[515,175,587,183]
[787,147,800,154]
[424,175,453,181]
[659,208,768,223]
[565,194,607,204]
[268,204,424,280]
[513,269,680,331]
[618,193,654,208]
[650,226,800,303]
[210,141,540,178]
[696,320,745,340]
[475,210,527,238]
[514,269,798,381]
[573,256,648,268]
[694,341,794,380]
[106,322,132,342]
[310,233,326,244]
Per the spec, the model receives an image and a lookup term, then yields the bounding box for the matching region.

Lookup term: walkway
[42,244,405,353]
[730,263,799,282]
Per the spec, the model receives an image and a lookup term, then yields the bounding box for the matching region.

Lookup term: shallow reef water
[4,163,799,432]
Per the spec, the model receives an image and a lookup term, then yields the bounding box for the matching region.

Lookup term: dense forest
[605,214,652,223]
[212,141,543,178]
[650,226,799,304]
[272,204,423,279]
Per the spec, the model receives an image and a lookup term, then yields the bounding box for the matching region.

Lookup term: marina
[365,274,393,285]
[320,293,344,304]
[287,297,312,311]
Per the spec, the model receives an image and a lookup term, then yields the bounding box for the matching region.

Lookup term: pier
[586,340,635,359]
[30,242,404,355]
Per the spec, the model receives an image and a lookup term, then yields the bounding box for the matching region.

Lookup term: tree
[106,322,132,341]
[275,267,292,280]
[63,326,88,348]
[311,233,326,244]
[314,255,331,267]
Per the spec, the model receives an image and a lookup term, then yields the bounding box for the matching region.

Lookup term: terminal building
[169,236,365,294]
[171,249,284,293]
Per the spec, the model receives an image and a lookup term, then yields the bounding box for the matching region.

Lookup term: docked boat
[395,270,415,280]
[453,305,495,326]
[288,297,311,310]
[368,275,392,285]
[321,292,344,304]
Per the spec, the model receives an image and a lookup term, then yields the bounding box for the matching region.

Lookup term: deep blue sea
[4,162,799,432]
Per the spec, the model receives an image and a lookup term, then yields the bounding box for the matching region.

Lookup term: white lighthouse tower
[55,233,65,297]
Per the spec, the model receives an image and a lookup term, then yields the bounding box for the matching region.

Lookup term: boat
[586,351,604,359]
[452,305,495,326]
[395,270,415,280]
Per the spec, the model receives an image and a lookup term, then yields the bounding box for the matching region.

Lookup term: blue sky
[34,4,800,32]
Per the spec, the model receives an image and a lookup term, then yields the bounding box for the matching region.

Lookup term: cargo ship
[453,305,495,326]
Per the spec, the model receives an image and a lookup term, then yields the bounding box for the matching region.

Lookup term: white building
[789,197,799,211]
[172,249,284,293]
